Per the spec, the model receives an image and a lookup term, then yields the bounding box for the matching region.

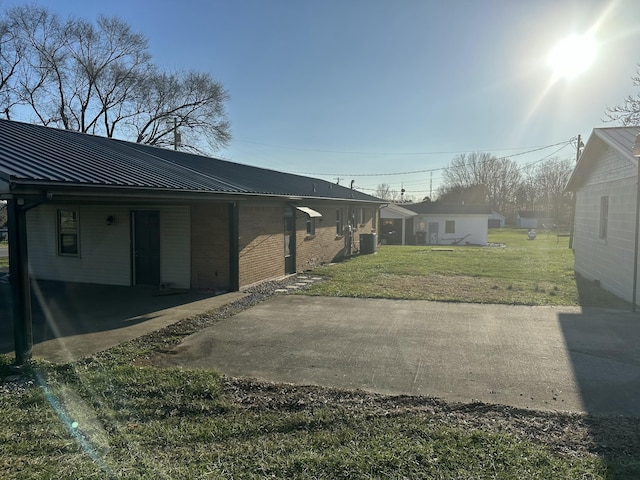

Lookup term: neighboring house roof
[566,126,640,191]
[379,203,418,219]
[404,202,491,215]
[0,119,382,203]
[517,211,550,218]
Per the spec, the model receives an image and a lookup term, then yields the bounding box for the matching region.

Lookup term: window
[306,216,315,236]
[359,207,365,225]
[336,209,342,235]
[599,196,609,239]
[372,209,377,229]
[58,209,80,256]
[445,220,455,234]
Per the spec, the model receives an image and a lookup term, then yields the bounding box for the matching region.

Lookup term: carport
[0,280,246,364]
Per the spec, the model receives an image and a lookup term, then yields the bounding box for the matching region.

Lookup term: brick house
[0,120,383,294]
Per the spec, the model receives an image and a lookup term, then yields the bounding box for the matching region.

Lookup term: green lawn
[1,228,636,478]
[0,357,611,479]
[304,228,629,307]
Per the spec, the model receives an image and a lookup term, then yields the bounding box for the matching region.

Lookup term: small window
[336,209,342,235]
[599,196,609,239]
[372,209,377,229]
[359,207,365,225]
[306,217,315,236]
[445,220,455,234]
[58,209,80,256]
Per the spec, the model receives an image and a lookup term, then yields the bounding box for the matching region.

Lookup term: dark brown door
[133,210,160,286]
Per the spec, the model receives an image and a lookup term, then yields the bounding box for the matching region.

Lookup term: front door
[428,222,439,244]
[284,208,296,274]
[133,210,160,286]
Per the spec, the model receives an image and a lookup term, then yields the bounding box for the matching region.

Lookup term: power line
[235,138,573,157]
[283,140,573,177]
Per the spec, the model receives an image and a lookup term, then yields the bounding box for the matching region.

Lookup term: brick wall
[295,204,378,271]
[238,203,284,287]
[191,203,230,291]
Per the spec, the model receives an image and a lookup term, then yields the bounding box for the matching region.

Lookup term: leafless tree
[375,183,392,200]
[0,5,230,152]
[442,152,521,213]
[529,157,574,224]
[127,70,231,152]
[605,65,640,125]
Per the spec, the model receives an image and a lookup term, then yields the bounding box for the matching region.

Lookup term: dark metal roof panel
[0,120,382,202]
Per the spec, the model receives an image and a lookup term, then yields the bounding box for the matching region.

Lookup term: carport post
[7,198,33,365]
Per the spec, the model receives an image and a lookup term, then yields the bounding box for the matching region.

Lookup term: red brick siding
[239,204,284,287]
[295,204,378,271]
[191,204,230,290]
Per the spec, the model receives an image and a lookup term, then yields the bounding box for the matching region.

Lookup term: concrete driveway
[151,295,640,416]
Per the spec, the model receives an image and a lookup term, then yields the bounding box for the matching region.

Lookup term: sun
[547,34,596,80]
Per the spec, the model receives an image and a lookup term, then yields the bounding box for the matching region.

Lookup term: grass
[0,356,610,479]
[303,228,630,307]
[0,228,635,478]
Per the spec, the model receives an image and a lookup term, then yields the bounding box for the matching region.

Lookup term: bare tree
[128,70,231,152]
[0,16,23,118]
[0,5,230,151]
[529,157,574,224]
[605,65,640,125]
[375,183,392,200]
[442,152,521,213]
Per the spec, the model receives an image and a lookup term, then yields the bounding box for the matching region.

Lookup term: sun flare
[547,34,596,80]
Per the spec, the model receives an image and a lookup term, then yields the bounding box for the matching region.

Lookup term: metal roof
[0,119,383,203]
[566,126,640,191]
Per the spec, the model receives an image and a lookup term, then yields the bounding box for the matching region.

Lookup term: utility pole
[575,134,583,163]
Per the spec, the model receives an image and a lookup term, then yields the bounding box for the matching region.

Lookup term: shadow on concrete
[558,307,640,477]
[0,279,222,358]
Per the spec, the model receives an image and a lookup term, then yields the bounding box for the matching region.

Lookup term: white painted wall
[572,144,638,302]
[27,204,191,288]
[414,214,488,245]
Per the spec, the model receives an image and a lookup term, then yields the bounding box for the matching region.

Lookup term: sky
[1,0,639,200]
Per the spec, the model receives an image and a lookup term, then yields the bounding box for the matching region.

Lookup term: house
[380,202,491,245]
[488,211,506,228]
[516,211,555,229]
[0,119,384,293]
[566,126,640,305]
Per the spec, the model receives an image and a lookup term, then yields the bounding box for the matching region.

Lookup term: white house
[380,202,491,245]
[566,126,640,305]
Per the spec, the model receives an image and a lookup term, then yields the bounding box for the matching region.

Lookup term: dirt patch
[222,376,640,465]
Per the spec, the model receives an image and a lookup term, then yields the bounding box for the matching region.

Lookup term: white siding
[27,204,131,285]
[159,205,190,288]
[573,144,638,302]
[415,214,488,245]
[27,204,191,288]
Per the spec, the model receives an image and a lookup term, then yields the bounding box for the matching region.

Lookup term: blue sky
[2,0,639,200]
